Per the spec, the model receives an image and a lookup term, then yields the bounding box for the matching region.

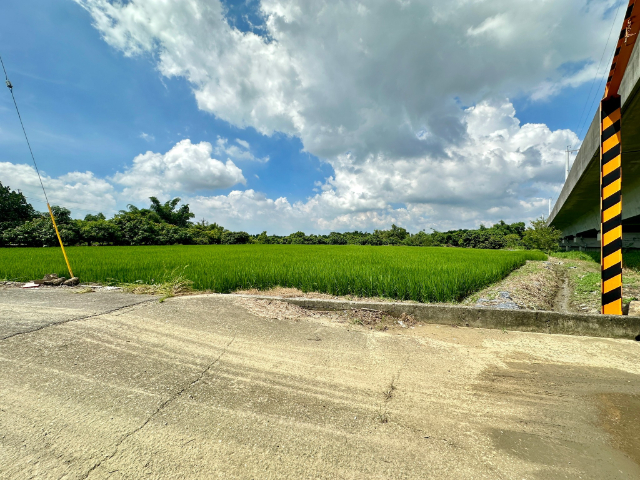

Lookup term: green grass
[0,245,547,303]
[553,251,599,262]
[574,272,600,296]
[553,250,640,270]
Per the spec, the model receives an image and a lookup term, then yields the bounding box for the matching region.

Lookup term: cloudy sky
[0,0,626,234]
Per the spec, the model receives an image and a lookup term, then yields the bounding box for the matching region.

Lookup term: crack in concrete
[80,334,237,480]
[1,299,158,341]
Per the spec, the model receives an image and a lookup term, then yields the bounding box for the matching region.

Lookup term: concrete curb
[235,295,640,340]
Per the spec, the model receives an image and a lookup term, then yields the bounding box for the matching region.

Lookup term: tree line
[0,182,560,250]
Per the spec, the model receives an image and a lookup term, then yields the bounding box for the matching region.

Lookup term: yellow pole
[47,203,74,278]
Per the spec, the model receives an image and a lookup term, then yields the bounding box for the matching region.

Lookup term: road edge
[233,294,640,340]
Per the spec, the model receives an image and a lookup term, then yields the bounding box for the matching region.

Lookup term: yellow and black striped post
[600,96,623,315]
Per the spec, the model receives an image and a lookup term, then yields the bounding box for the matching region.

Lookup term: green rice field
[0,245,547,303]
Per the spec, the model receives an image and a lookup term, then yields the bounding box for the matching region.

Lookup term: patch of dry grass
[120,266,194,301]
[347,309,416,331]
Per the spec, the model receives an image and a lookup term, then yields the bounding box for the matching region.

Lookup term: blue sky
[0,0,625,234]
[0,1,331,206]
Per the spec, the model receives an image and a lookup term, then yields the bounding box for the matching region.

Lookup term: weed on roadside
[120,266,194,299]
[383,378,397,401]
[347,309,416,330]
[375,376,398,424]
[376,408,389,424]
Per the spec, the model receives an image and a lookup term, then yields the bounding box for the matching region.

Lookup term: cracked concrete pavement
[1,289,640,479]
[0,288,156,340]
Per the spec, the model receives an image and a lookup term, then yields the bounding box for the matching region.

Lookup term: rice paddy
[0,245,547,303]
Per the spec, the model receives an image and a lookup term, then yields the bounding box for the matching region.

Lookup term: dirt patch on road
[597,393,640,466]
[234,286,419,304]
[234,287,339,300]
[234,297,339,322]
[478,360,640,477]
[235,297,417,331]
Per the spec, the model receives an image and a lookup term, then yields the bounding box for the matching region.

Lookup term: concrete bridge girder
[548,36,640,247]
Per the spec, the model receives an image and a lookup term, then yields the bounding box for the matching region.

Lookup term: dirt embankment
[550,257,640,315]
[463,260,562,311]
[466,256,640,315]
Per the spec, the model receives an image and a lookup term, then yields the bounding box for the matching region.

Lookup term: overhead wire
[0,54,74,278]
[0,55,50,204]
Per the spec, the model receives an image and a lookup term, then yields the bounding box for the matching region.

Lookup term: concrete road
[1,289,640,479]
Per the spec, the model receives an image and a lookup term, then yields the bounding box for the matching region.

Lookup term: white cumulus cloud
[186,100,578,233]
[73,0,612,230]
[111,139,245,200]
[214,137,268,163]
[139,132,155,142]
[0,161,117,216]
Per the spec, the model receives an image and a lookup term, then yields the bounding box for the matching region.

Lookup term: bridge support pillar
[600,96,623,315]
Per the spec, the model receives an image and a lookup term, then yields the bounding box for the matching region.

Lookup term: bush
[504,234,523,249]
[80,219,120,245]
[522,217,561,253]
[222,231,251,245]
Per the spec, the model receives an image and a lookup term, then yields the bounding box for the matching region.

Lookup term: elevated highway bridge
[549,33,640,251]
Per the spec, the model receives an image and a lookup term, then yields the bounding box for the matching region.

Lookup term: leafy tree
[0,182,37,246]
[492,220,525,237]
[188,222,224,244]
[111,210,159,245]
[2,220,42,247]
[504,233,523,249]
[287,231,314,244]
[149,197,195,228]
[522,217,561,253]
[222,230,250,244]
[0,182,36,224]
[84,213,106,222]
[80,219,120,245]
[255,231,271,244]
[156,223,192,245]
[120,204,162,222]
[50,206,74,225]
[375,224,409,245]
[327,232,347,245]
[3,213,79,247]
[405,231,433,246]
